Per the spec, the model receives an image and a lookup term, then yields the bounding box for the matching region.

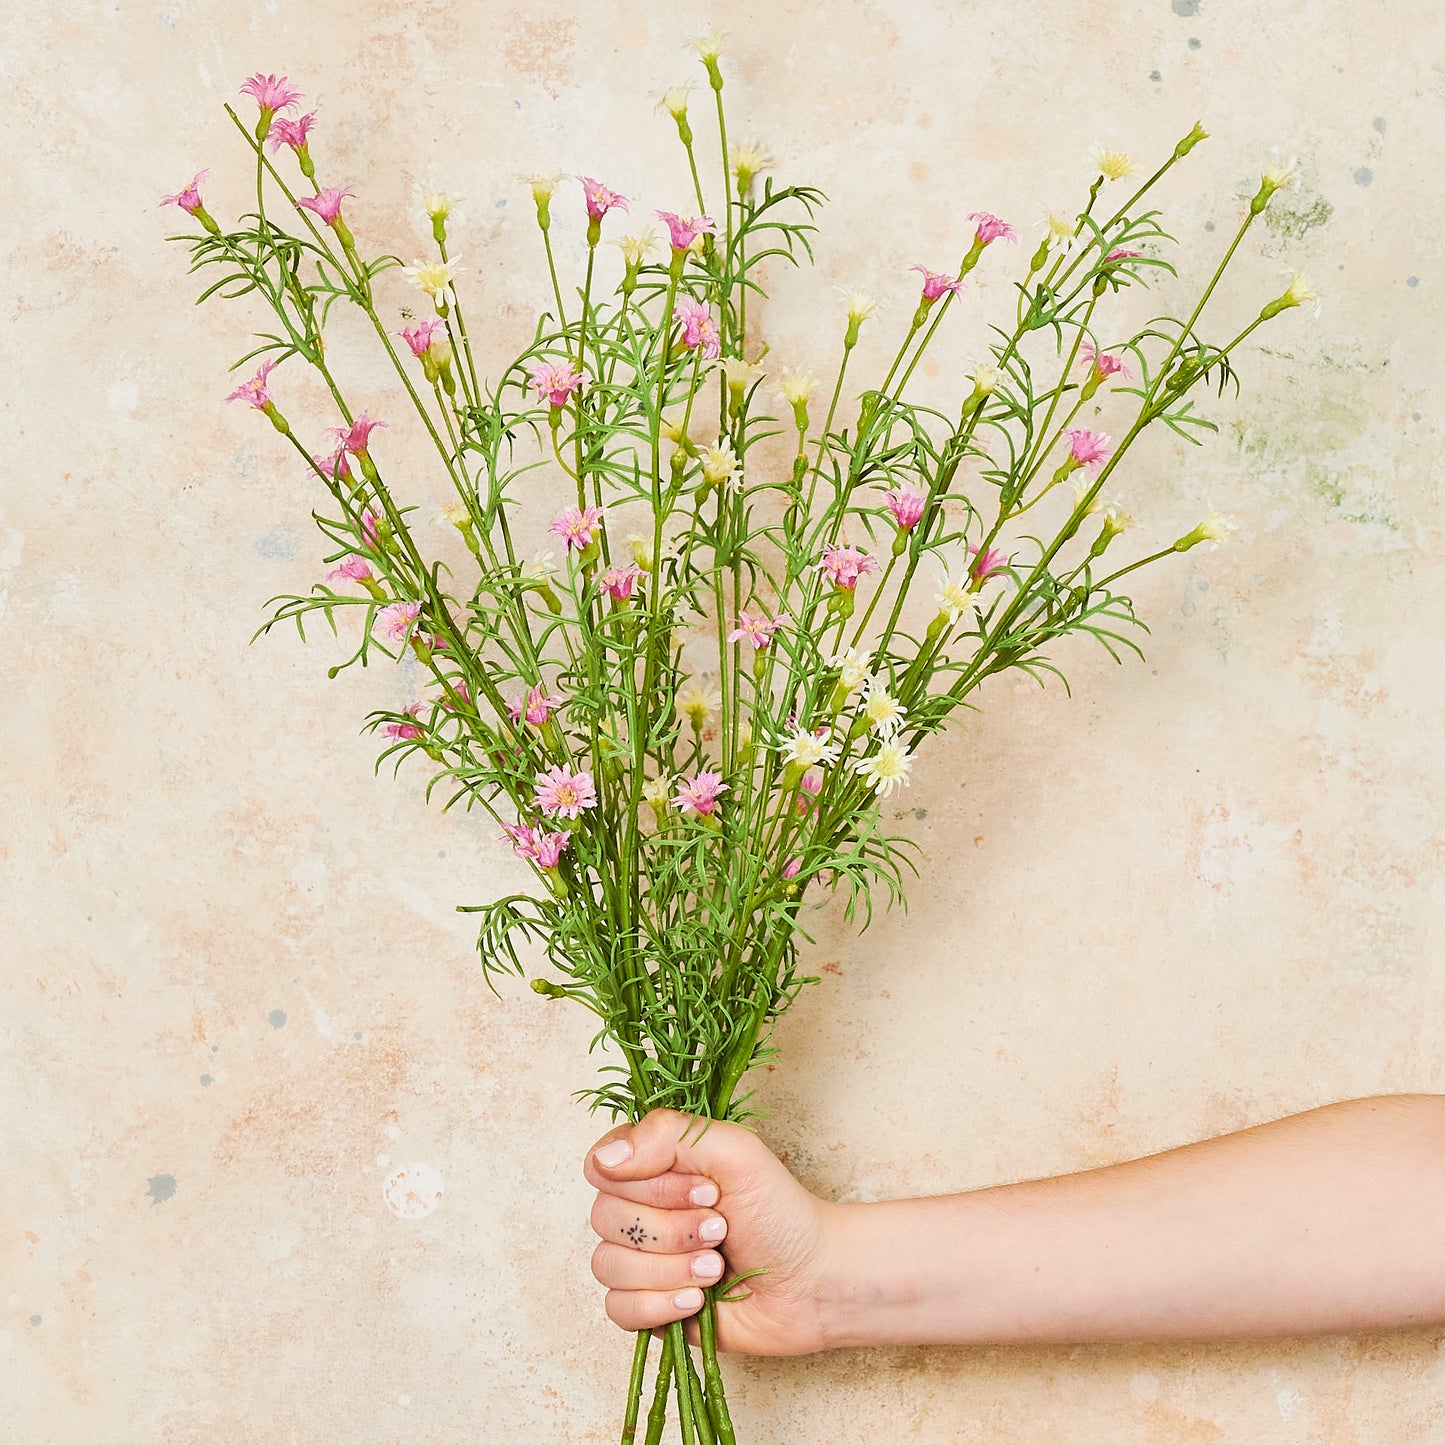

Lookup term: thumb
[589,1108,767,1192]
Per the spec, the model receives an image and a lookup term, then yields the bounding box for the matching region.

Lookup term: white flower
[853,741,914,798]
[935,571,971,623]
[655,86,692,119]
[402,257,463,310]
[1101,501,1135,535]
[415,185,460,222]
[729,141,772,193]
[515,171,567,204]
[1073,479,1101,516]
[676,682,720,729]
[624,532,655,570]
[611,227,663,269]
[968,362,999,395]
[701,439,741,488]
[1261,148,1300,193]
[686,26,726,61]
[1041,211,1077,250]
[861,677,906,738]
[1087,144,1137,181]
[1196,510,1238,544]
[835,287,883,325]
[642,774,672,807]
[777,368,819,406]
[437,501,471,530]
[717,356,764,391]
[520,551,558,583]
[827,647,869,692]
[776,723,842,769]
[1278,267,1322,317]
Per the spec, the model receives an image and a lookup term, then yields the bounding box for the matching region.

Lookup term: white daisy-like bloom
[1042,211,1077,249]
[414,185,460,222]
[402,257,463,311]
[515,171,567,204]
[654,86,692,119]
[853,740,914,798]
[1278,267,1322,317]
[777,368,819,406]
[861,677,906,738]
[642,774,672,807]
[1196,510,1239,544]
[835,287,883,325]
[969,362,999,395]
[827,647,869,692]
[624,532,655,570]
[717,356,764,391]
[676,682,721,729]
[936,570,971,623]
[611,227,663,269]
[520,551,558,584]
[701,439,740,488]
[686,26,727,61]
[729,140,772,193]
[776,723,842,769]
[1261,148,1300,193]
[1087,144,1137,181]
[1073,479,1102,516]
[1102,501,1135,535]
[437,501,471,530]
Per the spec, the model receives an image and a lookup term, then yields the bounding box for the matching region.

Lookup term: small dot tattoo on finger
[623,1218,647,1248]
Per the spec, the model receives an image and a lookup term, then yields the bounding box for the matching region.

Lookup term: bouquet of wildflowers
[164,32,1313,1442]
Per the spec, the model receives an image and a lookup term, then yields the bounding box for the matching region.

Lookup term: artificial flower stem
[643,1328,674,1445]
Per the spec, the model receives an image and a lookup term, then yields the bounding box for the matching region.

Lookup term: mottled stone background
[4,0,1444,1439]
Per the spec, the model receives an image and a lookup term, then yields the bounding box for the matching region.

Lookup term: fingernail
[698,1216,727,1242]
[691,1252,723,1279]
[594,1140,632,1168]
[689,1181,719,1207]
[673,1288,703,1312]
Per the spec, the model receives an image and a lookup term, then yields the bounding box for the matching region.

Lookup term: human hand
[584,1108,840,1356]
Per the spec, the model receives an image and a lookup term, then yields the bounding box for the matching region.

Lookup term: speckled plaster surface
[4,1,1445,1440]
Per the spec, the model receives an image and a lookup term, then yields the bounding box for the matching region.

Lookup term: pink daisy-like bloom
[549,504,605,552]
[1104,247,1143,264]
[374,600,421,645]
[269,110,319,153]
[507,683,565,726]
[360,511,382,549]
[161,169,210,215]
[817,543,878,592]
[656,210,717,250]
[526,360,585,408]
[382,702,424,740]
[240,73,303,114]
[910,264,964,300]
[781,856,802,880]
[224,359,278,410]
[398,317,446,359]
[295,185,354,227]
[726,611,780,649]
[578,176,629,221]
[673,297,721,359]
[969,211,1018,246]
[1065,427,1113,476]
[1079,341,1133,380]
[502,822,571,870]
[673,770,729,818]
[968,543,1008,584]
[326,554,373,585]
[883,486,926,533]
[439,680,472,712]
[599,564,642,601]
[534,765,598,820]
[310,446,354,486]
[795,771,822,817]
[327,410,388,456]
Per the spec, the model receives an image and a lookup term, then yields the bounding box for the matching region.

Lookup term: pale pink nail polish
[698,1216,727,1242]
[594,1140,632,1168]
[689,1181,719,1207]
[691,1252,723,1279]
[673,1288,703,1312]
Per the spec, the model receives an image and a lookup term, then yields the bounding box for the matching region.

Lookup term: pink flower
[526,360,585,408]
[269,110,319,153]
[534,765,598,820]
[578,176,629,221]
[673,771,729,818]
[507,683,565,726]
[599,564,642,601]
[727,611,780,649]
[310,446,354,485]
[817,543,878,592]
[549,504,605,552]
[502,822,570,870]
[398,317,446,359]
[374,600,421,645]
[656,210,717,250]
[795,771,822,816]
[1079,341,1133,380]
[295,185,354,227]
[439,680,472,712]
[1104,247,1142,264]
[781,856,802,880]
[161,169,209,215]
[224,359,278,410]
[382,702,424,740]
[326,554,373,585]
[240,73,303,115]
[883,486,926,533]
[1065,427,1113,476]
[968,543,1008,584]
[968,211,1018,246]
[327,410,388,455]
[673,297,721,359]
[360,511,382,549]
[910,264,964,300]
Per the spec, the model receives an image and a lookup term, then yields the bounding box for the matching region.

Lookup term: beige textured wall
[5,0,1444,1439]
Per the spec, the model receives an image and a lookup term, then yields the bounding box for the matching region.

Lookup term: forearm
[820,1094,1445,1348]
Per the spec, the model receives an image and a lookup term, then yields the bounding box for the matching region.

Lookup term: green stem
[621,1329,651,1444]
[643,1329,674,1445]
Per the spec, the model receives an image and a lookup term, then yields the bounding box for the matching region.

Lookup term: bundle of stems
[163,35,1312,1441]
